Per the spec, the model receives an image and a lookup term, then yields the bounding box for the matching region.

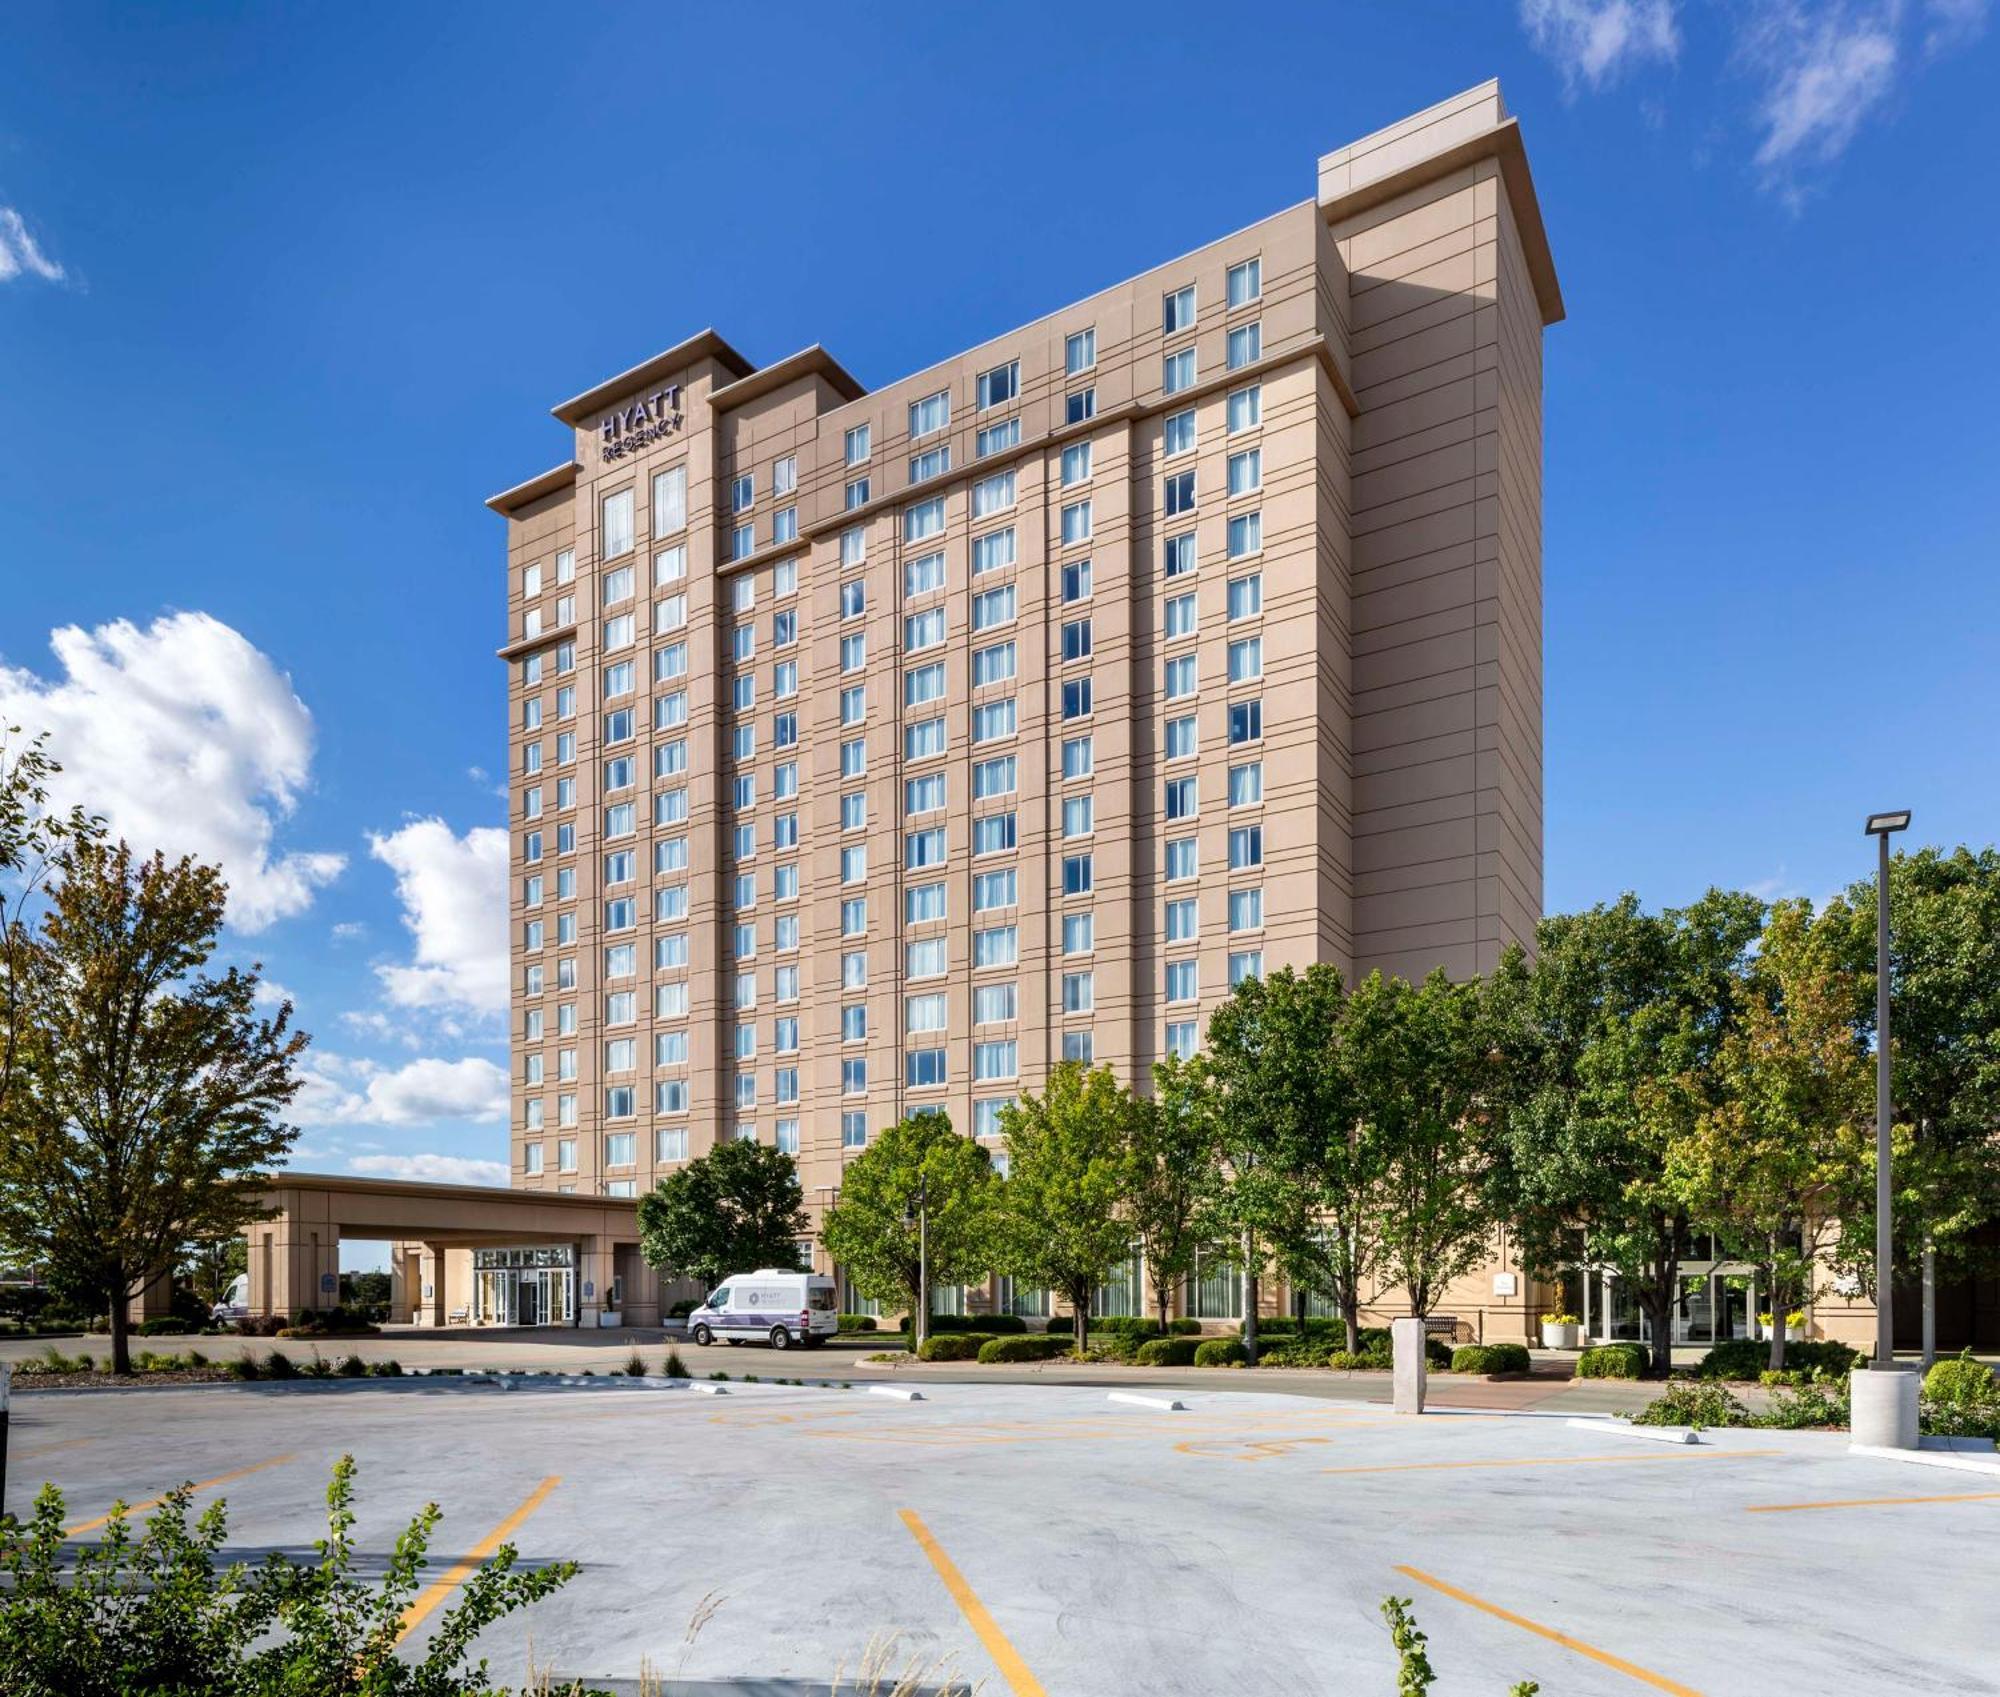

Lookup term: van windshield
[707,1288,730,1309]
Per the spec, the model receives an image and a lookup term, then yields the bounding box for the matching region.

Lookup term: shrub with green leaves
[1194,1338,1249,1368]
[1450,1343,1532,1376]
[0,1455,573,1697]
[1134,1336,1201,1366]
[662,1349,689,1379]
[1257,1342,1333,1368]
[1576,1343,1648,1380]
[916,1332,993,1362]
[1381,1595,1538,1696]
[1696,1337,1858,1381]
[1632,1381,1749,1430]
[836,1313,878,1332]
[976,1334,1070,1364]
[1167,1318,1204,1335]
[1758,1380,1849,1430]
[1326,1348,1392,1371]
[1923,1351,1997,1405]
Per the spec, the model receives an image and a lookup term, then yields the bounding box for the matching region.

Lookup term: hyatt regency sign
[599,386,683,461]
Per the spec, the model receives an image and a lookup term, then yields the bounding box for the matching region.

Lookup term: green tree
[1206,965,1372,1355]
[1359,969,1503,1318]
[0,728,94,1114]
[1490,890,1764,1378]
[636,1136,809,1293]
[0,839,306,1375]
[820,1110,999,1337]
[998,1063,1143,1354]
[1130,1053,1223,1334]
[1833,845,2000,1355]
[1668,901,1874,1369]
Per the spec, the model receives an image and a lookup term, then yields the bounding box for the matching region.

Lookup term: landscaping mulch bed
[12,1367,239,1391]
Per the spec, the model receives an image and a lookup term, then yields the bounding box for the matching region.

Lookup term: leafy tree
[997,1063,1143,1354]
[1668,900,1873,1369]
[1832,845,2000,1353]
[820,1110,999,1338]
[0,839,306,1375]
[636,1136,809,1292]
[1490,890,1763,1378]
[1359,969,1503,1318]
[1129,1053,1223,1334]
[1206,965,1372,1355]
[0,728,94,1114]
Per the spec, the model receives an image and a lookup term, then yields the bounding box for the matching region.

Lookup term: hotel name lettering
[599,386,683,461]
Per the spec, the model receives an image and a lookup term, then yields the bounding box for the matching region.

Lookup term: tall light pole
[905,1171,929,1351]
[1865,809,1911,1365]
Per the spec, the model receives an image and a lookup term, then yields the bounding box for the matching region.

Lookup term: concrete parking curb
[1107,1391,1186,1412]
[1848,1442,2000,1477]
[1567,1416,1699,1446]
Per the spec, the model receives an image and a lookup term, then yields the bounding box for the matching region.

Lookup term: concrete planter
[1540,1321,1579,1350]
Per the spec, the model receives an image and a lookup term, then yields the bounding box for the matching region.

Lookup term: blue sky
[2,2,1995,1204]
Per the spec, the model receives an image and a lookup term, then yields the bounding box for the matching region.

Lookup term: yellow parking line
[64,1452,297,1538]
[1395,1564,1703,1696]
[396,1476,561,1643]
[1324,1449,1781,1477]
[1747,1490,2000,1515]
[898,1508,1047,1697]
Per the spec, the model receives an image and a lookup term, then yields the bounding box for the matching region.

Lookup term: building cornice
[550,328,756,426]
[494,621,577,662]
[1319,116,1565,328]
[710,345,866,411]
[486,461,580,516]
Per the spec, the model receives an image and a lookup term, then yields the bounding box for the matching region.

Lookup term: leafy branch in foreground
[1381,1595,1538,1696]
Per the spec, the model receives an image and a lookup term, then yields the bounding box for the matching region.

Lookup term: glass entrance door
[518,1276,541,1327]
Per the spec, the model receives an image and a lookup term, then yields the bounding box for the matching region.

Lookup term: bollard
[1850,1367,1919,1450]
[0,1362,10,1519]
[1391,1317,1427,1415]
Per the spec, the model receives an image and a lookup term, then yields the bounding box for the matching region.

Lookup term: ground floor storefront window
[472,1245,576,1327]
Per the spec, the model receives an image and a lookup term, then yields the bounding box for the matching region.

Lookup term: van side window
[708,1287,730,1309]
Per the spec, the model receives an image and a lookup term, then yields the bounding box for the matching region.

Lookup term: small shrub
[837,1313,878,1333]
[916,1332,993,1362]
[1194,1338,1249,1368]
[136,1318,192,1336]
[1696,1337,1858,1381]
[623,1351,648,1378]
[1759,1380,1850,1430]
[1424,1337,1453,1370]
[1632,1381,1749,1429]
[1166,1318,1204,1335]
[1258,1342,1332,1368]
[371,1359,403,1377]
[229,1355,261,1381]
[262,1349,298,1380]
[1450,1343,1532,1376]
[977,1334,1070,1364]
[1135,1336,1201,1366]
[1356,1325,1393,1352]
[663,1350,689,1379]
[1577,1343,1648,1380]
[1094,1315,1163,1337]
[1923,1351,1998,1406]
[1327,1348,1392,1371]
[337,1354,369,1378]
[668,1297,700,1318]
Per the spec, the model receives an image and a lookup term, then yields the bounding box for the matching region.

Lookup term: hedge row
[1695,1338,1859,1381]
[1135,1336,1203,1366]
[1450,1343,1532,1376]
[1576,1343,1649,1379]
[978,1334,1071,1364]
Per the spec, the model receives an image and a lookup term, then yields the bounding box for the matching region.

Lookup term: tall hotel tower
[488,83,1562,1277]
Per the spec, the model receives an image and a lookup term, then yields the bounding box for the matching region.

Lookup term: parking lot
[9,1376,1997,1695]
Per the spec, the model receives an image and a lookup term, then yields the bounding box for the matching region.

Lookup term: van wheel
[769,1325,793,1351]
[691,1324,713,1347]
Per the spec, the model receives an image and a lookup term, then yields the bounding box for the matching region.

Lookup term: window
[1063,912,1094,954]
[731,523,754,560]
[973,813,1017,855]
[774,658,797,698]
[1228,383,1262,434]
[602,489,635,559]
[1164,655,1197,698]
[773,455,797,497]
[907,937,947,979]
[1061,618,1092,662]
[973,584,1016,629]
[1228,256,1261,307]
[1062,735,1093,779]
[842,1058,868,1095]
[974,868,1017,910]
[1229,887,1264,931]
[905,550,945,596]
[1228,636,1263,682]
[1164,408,1197,456]
[977,416,1021,457]
[1062,677,1092,719]
[654,544,686,584]
[1164,715,1197,759]
[1062,794,1093,837]
[903,497,945,543]
[656,1126,689,1162]
[977,360,1018,410]
[840,792,866,832]
[905,773,946,816]
[1228,449,1262,496]
[1065,388,1096,425]
[558,1139,577,1173]
[1228,573,1263,620]
[841,845,868,885]
[732,474,755,514]
[1229,761,1264,806]
[973,641,1015,686]
[841,736,866,777]
[1165,960,1198,1002]
[845,423,871,464]
[1060,442,1092,486]
[1164,532,1197,579]
[1165,591,1198,639]
[606,1132,635,1167]
[1230,699,1263,744]
[1164,776,1198,820]
[909,445,949,484]
[1229,951,1264,987]
[1166,897,1199,942]
[1165,469,1196,515]
[1166,837,1198,881]
[972,699,1016,742]
[909,389,950,438]
[972,528,1016,574]
[603,564,634,606]
[841,578,867,618]
[1062,972,1095,1014]
[655,594,688,634]
[1062,854,1093,895]
[1164,1020,1198,1062]
[906,992,948,1034]
[973,755,1016,799]
[904,661,945,706]
[1227,512,1262,558]
[1229,825,1264,869]
[1065,327,1096,373]
[605,1086,636,1119]
[1163,284,1196,335]
[1227,321,1261,370]
[974,1040,1018,1080]
[1062,558,1092,603]
[846,476,870,510]
[976,982,1018,1024]
[906,717,946,760]
[972,470,1015,517]
[1060,500,1092,546]
[841,1004,867,1042]
[1163,348,1195,395]
[906,826,947,868]
[772,505,798,544]
[907,1048,948,1088]
[905,607,946,653]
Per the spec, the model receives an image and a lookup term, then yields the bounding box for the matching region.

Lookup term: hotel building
[482,82,1563,1332]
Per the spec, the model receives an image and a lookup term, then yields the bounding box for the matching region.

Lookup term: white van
[686,1269,838,1351]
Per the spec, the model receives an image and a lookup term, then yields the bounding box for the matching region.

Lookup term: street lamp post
[1865,809,1911,1366]
[905,1172,929,1352]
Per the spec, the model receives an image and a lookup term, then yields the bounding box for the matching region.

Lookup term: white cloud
[367,819,508,1018]
[253,978,295,1011]
[0,207,63,284]
[1740,2,1902,185]
[294,1054,509,1128]
[1922,0,1991,52]
[0,612,344,929]
[331,921,366,941]
[348,1152,510,1187]
[1520,0,1680,90]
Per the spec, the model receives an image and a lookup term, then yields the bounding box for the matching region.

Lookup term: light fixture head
[1865,810,1912,835]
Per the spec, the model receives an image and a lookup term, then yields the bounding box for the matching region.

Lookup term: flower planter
[1540,1321,1580,1350]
